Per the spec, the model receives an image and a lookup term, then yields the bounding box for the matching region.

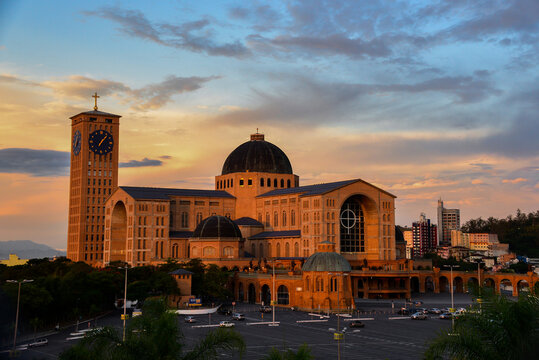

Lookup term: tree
[264,344,314,360]
[59,299,245,360]
[425,293,539,360]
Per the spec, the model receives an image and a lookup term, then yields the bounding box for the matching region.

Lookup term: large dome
[221,133,293,175]
[193,216,243,238]
[302,241,351,272]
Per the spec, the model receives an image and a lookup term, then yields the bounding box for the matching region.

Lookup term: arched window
[267,178,271,187]
[230,179,233,187]
[287,179,291,188]
[203,246,216,256]
[285,242,290,257]
[258,213,263,223]
[305,276,310,291]
[227,179,230,187]
[181,212,189,228]
[274,211,278,227]
[260,178,264,187]
[291,210,295,226]
[330,277,338,292]
[276,243,281,257]
[259,243,264,258]
[282,211,287,226]
[274,179,278,187]
[280,179,284,188]
[277,285,289,305]
[294,242,299,257]
[265,212,270,226]
[223,246,234,257]
[251,243,256,257]
[196,212,203,226]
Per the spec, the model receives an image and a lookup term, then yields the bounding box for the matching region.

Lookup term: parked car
[28,338,48,348]
[232,313,245,321]
[439,312,452,320]
[429,308,441,314]
[411,312,428,320]
[259,305,272,313]
[417,308,428,314]
[349,320,365,328]
[184,316,196,323]
[219,321,234,328]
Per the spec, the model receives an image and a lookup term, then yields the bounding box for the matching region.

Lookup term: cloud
[0,148,69,176]
[41,75,218,111]
[0,74,38,86]
[502,177,528,184]
[119,157,163,168]
[471,179,485,185]
[84,7,250,58]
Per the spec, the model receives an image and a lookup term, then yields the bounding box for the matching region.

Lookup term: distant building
[0,254,28,266]
[403,230,413,259]
[437,199,460,247]
[412,213,437,257]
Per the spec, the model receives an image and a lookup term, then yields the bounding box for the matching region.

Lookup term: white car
[28,338,48,347]
[219,321,234,328]
[411,312,428,320]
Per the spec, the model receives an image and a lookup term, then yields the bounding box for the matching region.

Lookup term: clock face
[72,130,81,156]
[88,130,114,155]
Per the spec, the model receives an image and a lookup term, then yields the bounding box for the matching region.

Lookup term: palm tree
[264,344,314,360]
[59,299,245,360]
[425,292,539,360]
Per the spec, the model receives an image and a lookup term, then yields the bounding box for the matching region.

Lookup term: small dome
[193,216,243,238]
[302,242,351,272]
[221,133,293,175]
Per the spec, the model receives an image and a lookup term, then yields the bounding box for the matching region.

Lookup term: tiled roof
[119,186,235,200]
[257,179,358,198]
[234,217,264,226]
[249,230,301,239]
[169,231,194,238]
[70,110,121,119]
[169,269,193,275]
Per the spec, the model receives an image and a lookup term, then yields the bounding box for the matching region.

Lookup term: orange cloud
[471,179,485,185]
[502,178,527,184]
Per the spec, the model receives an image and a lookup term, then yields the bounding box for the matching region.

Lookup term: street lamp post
[329,273,348,360]
[443,265,460,329]
[7,279,33,352]
[119,265,129,341]
[269,259,279,326]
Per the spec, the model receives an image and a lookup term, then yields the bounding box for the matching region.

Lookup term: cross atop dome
[251,132,264,141]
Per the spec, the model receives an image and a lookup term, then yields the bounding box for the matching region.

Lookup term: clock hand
[98,135,107,146]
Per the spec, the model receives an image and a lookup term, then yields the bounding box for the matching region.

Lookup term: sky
[0,0,538,250]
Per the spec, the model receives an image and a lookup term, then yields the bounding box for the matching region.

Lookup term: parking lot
[4,294,473,360]
[180,300,459,360]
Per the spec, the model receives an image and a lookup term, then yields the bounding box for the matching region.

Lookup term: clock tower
[67,93,121,265]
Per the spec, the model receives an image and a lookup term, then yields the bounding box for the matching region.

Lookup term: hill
[0,240,66,260]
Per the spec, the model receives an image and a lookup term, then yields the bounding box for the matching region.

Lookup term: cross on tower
[92,92,100,111]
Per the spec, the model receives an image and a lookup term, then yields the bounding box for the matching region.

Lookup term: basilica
[69,105,536,311]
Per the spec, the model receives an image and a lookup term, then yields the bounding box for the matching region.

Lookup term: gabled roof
[257,178,395,198]
[234,217,263,226]
[70,110,121,119]
[169,231,194,239]
[118,186,235,200]
[249,230,301,239]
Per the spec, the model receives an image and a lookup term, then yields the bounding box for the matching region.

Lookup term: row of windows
[86,225,105,232]
[88,123,113,131]
[87,187,112,196]
[259,210,297,227]
[88,178,112,186]
[86,215,105,223]
[137,216,166,226]
[304,277,348,292]
[216,177,293,189]
[88,170,113,177]
[87,196,107,205]
[85,234,104,241]
[84,252,102,261]
[154,241,165,258]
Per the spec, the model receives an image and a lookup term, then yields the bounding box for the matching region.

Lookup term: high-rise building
[437,199,460,247]
[412,213,437,257]
[403,230,413,259]
[67,94,120,264]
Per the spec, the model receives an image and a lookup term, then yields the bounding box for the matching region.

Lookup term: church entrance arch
[339,195,377,253]
[110,201,127,262]
[454,277,464,293]
[483,278,495,289]
[277,285,289,305]
[517,280,529,295]
[248,283,256,304]
[439,276,449,293]
[467,277,478,293]
[425,277,434,292]
[411,277,420,293]
[261,284,271,305]
[500,279,513,296]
